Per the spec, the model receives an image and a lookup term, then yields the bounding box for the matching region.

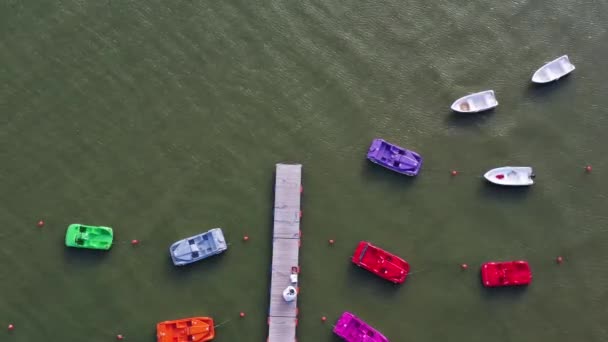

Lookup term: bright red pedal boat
[351,241,409,284]
[481,260,532,287]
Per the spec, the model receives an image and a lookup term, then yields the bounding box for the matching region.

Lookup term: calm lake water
[1,1,607,341]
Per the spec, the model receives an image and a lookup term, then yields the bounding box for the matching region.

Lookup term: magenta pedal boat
[333,312,389,342]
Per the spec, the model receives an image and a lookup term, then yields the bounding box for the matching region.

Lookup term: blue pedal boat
[366,138,422,176]
[169,228,228,266]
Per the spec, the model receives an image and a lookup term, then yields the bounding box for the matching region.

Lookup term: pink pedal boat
[333,312,389,342]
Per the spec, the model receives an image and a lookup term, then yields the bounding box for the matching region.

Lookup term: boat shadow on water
[477,274,529,301]
[478,181,532,202]
[164,252,227,280]
[330,334,344,342]
[445,109,496,129]
[345,265,404,299]
[526,76,573,100]
[361,162,418,189]
[62,245,110,267]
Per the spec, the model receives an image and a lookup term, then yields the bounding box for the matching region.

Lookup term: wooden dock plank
[268,164,301,342]
[272,210,300,238]
[268,316,297,341]
[269,238,299,317]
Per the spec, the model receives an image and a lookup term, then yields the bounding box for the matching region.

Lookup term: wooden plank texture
[268,164,302,342]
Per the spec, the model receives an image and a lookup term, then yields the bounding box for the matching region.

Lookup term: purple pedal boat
[366,138,422,176]
[333,312,389,342]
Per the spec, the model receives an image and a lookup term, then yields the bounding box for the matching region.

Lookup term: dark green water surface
[1,1,607,341]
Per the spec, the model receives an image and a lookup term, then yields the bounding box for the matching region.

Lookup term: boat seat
[390,147,404,155]
[190,243,200,253]
[187,325,208,335]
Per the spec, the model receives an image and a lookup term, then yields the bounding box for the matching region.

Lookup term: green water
[1,1,607,341]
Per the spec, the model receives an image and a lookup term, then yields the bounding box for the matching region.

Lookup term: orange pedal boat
[156,316,215,342]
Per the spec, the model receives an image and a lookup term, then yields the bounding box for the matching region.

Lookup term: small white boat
[484,167,535,186]
[451,90,498,113]
[531,55,575,83]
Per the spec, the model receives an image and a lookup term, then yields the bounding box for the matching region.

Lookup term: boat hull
[532,55,575,83]
[157,317,215,342]
[351,241,409,284]
[451,90,498,113]
[483,167,534,186]
[333,312,389,342]
[170,228,227,266]
[481,261,532,287]
[65,224,113,250]
[366,138,422,176]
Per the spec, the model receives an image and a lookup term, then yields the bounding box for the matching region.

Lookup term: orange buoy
[130,239,139,246]
[460,263,468,270]
[8,324,14,331]
[239,312,245,318]
[116,334,124,340]
[556,256,563,264]
[451,170,458,176]
[321,316,327,322]
[243,235,249,241]
[328,239,335,245]
[37,220,45,228]
[585,165,592,172]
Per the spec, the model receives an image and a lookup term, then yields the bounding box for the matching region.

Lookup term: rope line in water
[404,268,428,276]
[214,319,232,328]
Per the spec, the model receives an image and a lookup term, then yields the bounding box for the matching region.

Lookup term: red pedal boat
[156,316,215,342]
[481,261,532,287]
[351,241,409,284]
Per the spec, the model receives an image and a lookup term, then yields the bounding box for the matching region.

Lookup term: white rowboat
[532,55,575,83]
[451,90,498,113]
[484,167,535,186]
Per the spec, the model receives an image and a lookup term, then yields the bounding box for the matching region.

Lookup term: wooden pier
[267,164,302,342]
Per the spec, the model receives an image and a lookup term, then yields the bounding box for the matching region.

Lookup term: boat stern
[480,262,498,287]
[351,241,369,265]
[210,228,228,253]
[333,312,356,337]
[394,261,410,284]
[65,224,81,247]
[366,139,384,162]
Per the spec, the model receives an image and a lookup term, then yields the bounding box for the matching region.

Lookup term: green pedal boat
[65,224,114,250]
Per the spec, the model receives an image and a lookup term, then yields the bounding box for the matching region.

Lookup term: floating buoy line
[406,164,596,177]
[19,163,592,339]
